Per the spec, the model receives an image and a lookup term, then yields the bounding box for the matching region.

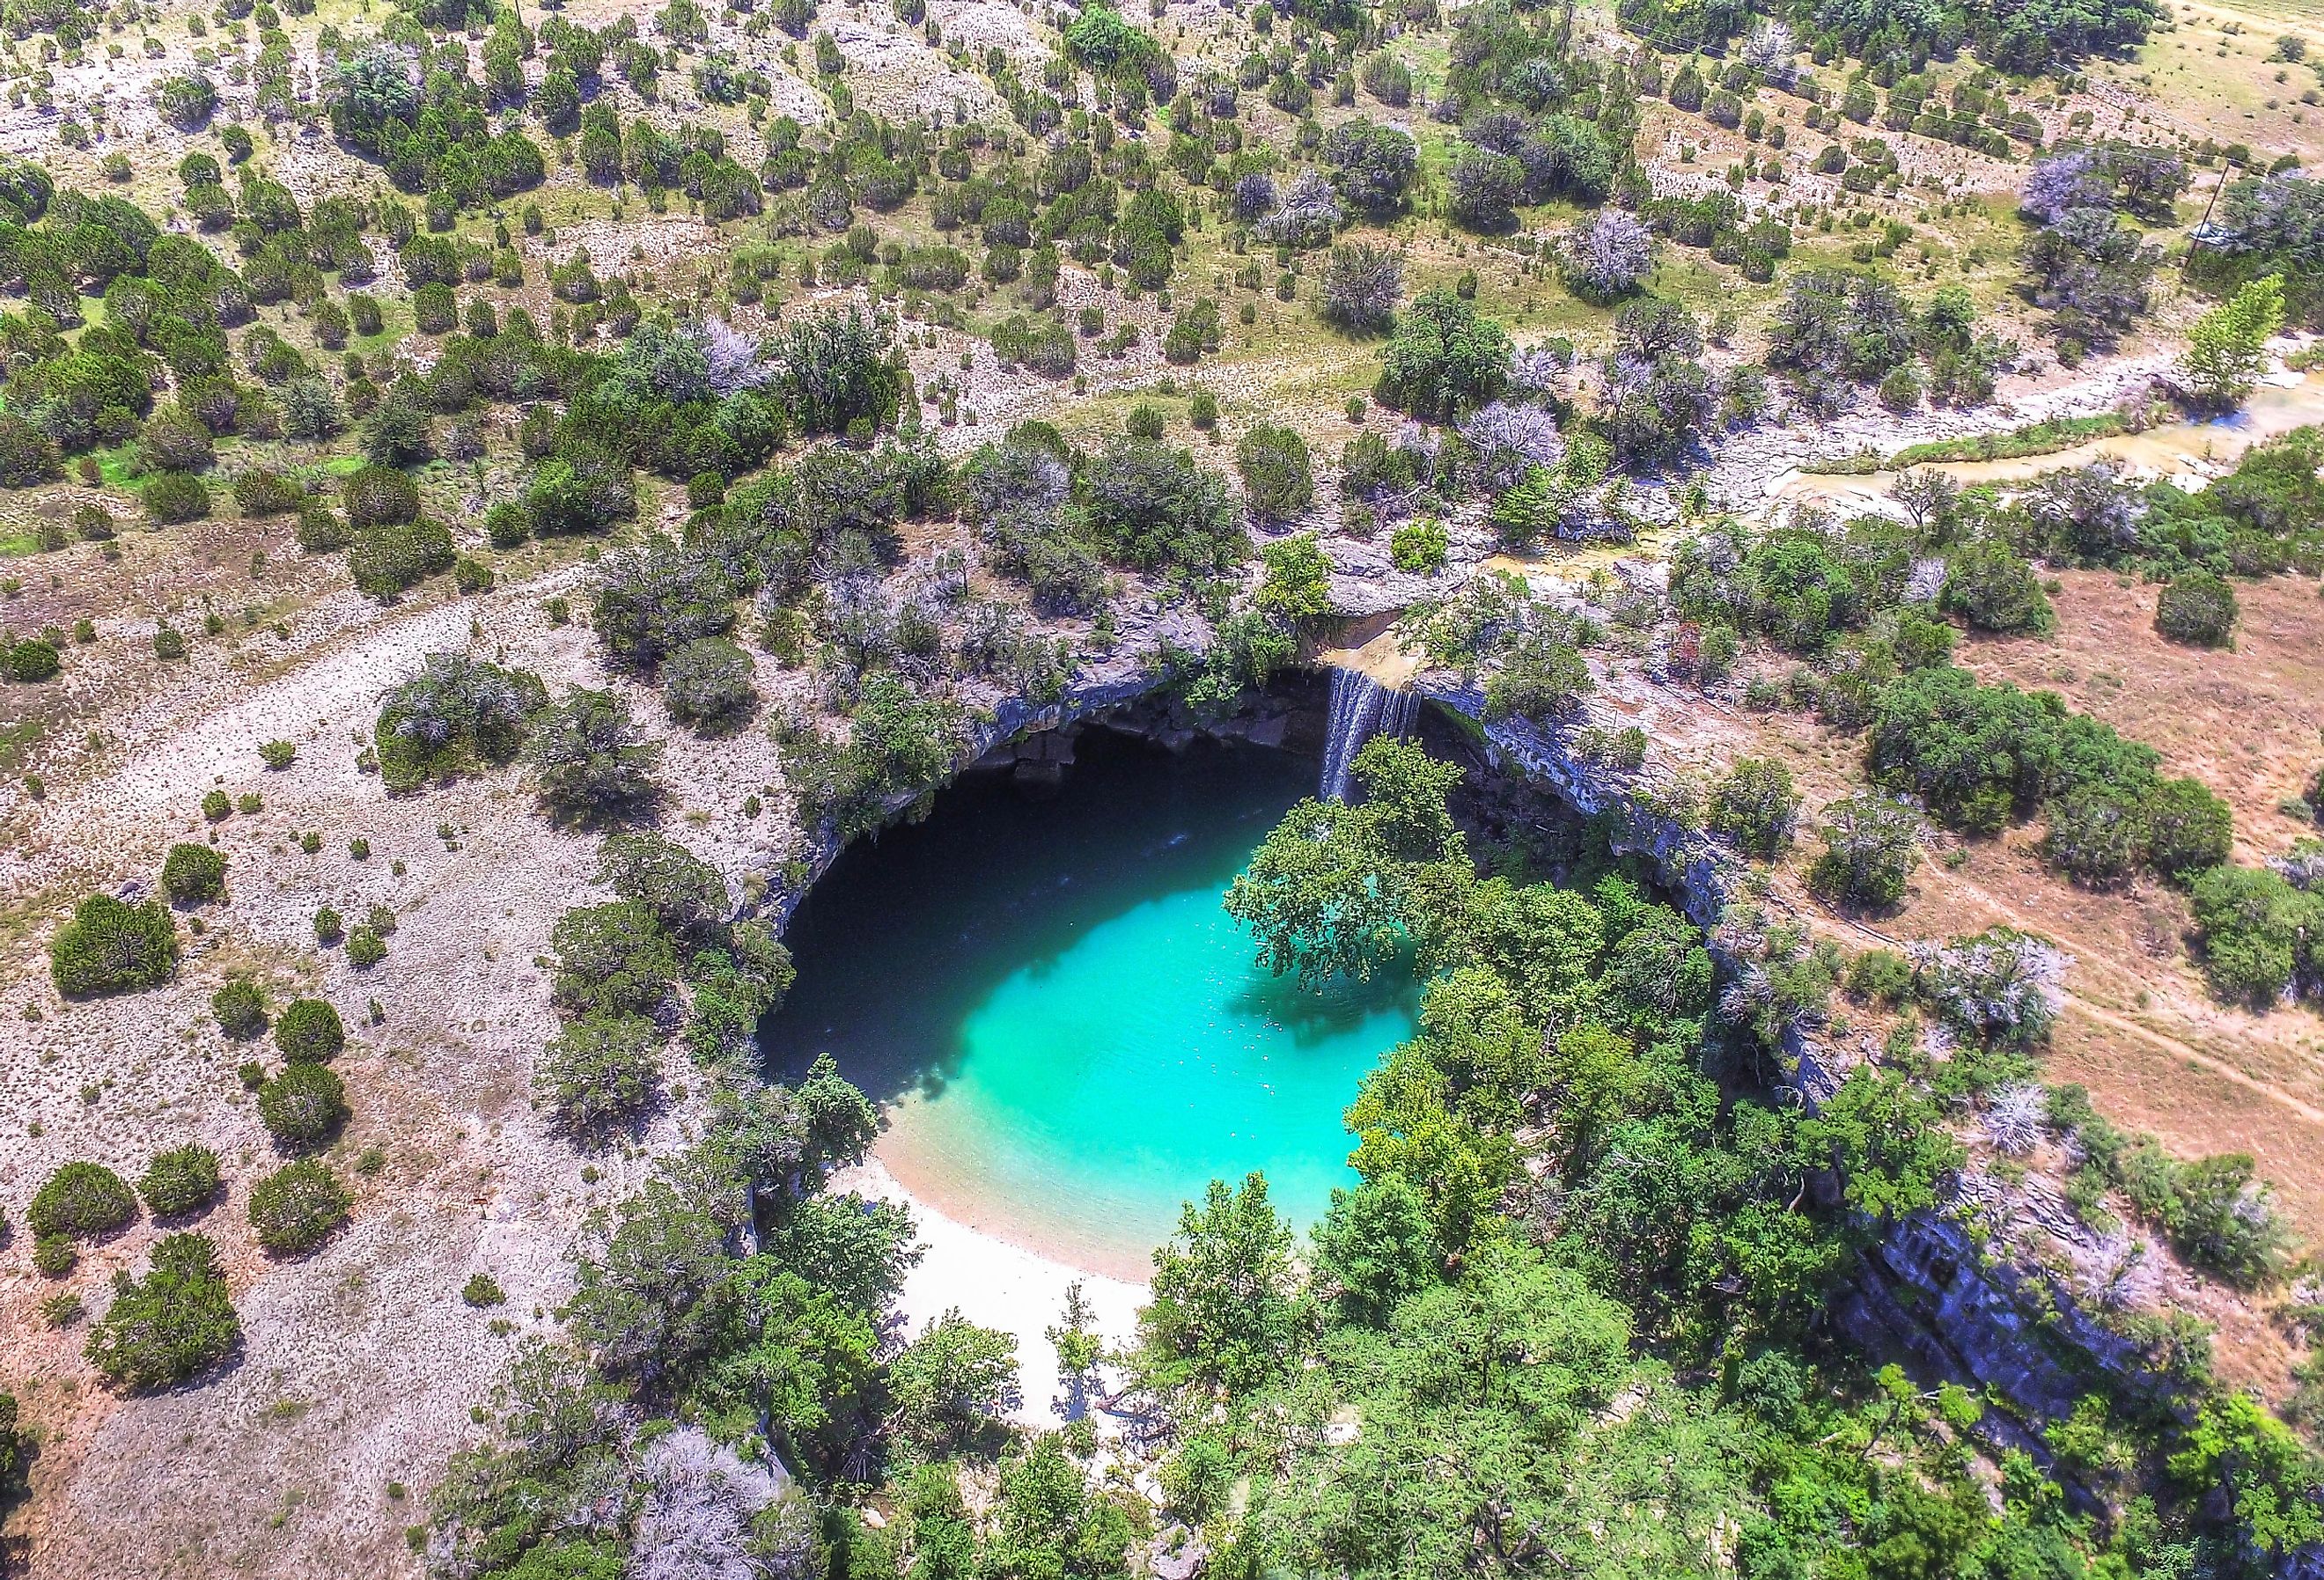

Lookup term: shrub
[347,926,387,967]
[28,1162,138,1240]
[247,1160,351,1254]
[232,469,303,518]
[661,636,759,733]
[462,1273,508,1307]
[257,1062,349,1150]
[260,739,297,769]
[342,465,421,529]
[143,471,213,525]
[1320,242,1402,330]
[2041,784,2145,887]
[1846,947,1915,1005]
[375,654,544,791]
[550,902,679,1016]
[85,1233,240,1390]
[1710,757,1800,858]
[1809,791,1923,908]
[524,445,637,537]
[348,518,457,599]
[2189,864,2319,1006]
[4,636,59,682]
[1482,634,1593,722]
[1235,425,1315,525]
[2144,776,2234,879]
[50,895,178,996]
[989,313,1077,377]
[537,1012,663,1134]
[313,906,343,945]
[2154,570,2239,648]
[159,842,226,904]
[211,979,267,1040]
[274,997,346,1062]
[139,1145,223,1218]
[529,689,663,820]
[1081,438,1244,577]
[1939,540,2055,635]
[1389,518,1448,572]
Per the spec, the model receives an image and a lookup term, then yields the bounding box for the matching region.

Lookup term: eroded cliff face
[1411,668,2238,1512]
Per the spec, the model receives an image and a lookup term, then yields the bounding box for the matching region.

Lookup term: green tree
[85,1233,240,1390]
[1311,1174,1438,1325]
[983,1434,1140,1580]
[1141,1172,1306,1394]
[1375,290,1511,420]
[1225,736,1467,984]
[49,894,178,996]
[1235,425,1315,525]
[886,1311,1021,1459]
[2181,274,2284,410]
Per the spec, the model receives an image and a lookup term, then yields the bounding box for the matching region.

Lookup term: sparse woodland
[1,0,2323,1572]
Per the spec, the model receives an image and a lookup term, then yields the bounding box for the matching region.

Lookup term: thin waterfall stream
[1319,666,1418,800]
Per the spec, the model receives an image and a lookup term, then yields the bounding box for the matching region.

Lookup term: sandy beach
[829,1155,1152,1430]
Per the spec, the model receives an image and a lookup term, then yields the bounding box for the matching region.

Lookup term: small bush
[1235,424,1316,525]
[661,636,759,733]
[461,1273,507,1307]
[211,979,268,1040]
[139,1145,223,1218]
[154,625,188,660]
[257,1062,349,1150]
[348,518,457,599]
[50,895,178,996]
[260,740,297,769]
[159,842,227,904]
[1809,792,1923,908]
[1846,947,1914,1006]
[274,998,346,1062]
[143,471,213,525]
[33,1235,77,1276]
[3,636,58,681]
[2154,571,2239,649]
[1388,518,1448,573]
[1710,757,1800,858]
[347,925,387,967]
[85,1233,240,1390]
[313,906,344,944]
[247,1160,352,1254]
[28,1162,138,1240]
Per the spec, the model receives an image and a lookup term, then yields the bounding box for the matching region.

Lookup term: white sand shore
[830,1155,1151,1430]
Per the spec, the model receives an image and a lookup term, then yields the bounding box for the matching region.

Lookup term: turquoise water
[761,731,1419,1278]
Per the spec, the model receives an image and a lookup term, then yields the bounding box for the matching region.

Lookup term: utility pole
[2184,157,2238,273]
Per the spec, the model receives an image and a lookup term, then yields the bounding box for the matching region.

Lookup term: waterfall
[1320,667,1417,801]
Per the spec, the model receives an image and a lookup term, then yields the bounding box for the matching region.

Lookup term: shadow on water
[760,728,1330,1105]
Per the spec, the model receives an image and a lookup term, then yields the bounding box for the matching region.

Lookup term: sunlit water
[761,731,1419,1280]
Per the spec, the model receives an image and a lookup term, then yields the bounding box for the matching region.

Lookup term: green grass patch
[1799,451,1885,476]
[0,719,43,769]
[0,529,40,556]
[1887,413,2127,468]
